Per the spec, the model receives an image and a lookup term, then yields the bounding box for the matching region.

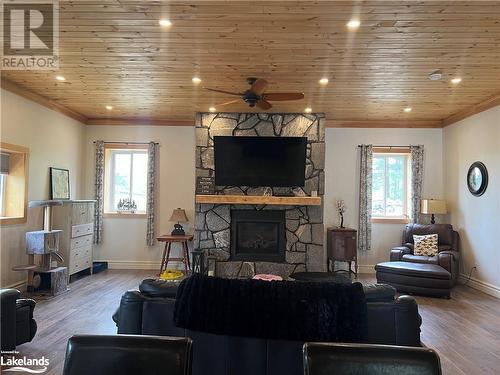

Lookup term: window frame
[0,142,29,225]
[371,147,411,224]
[103,144,149,218]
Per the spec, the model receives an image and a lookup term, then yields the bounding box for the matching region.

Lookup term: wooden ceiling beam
[326,119,443,128]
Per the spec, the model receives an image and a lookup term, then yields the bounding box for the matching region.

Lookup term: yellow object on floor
[160,269,184,280]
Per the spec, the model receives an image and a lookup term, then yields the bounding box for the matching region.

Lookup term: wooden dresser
[52,200,95,280]
[326,227,358,275]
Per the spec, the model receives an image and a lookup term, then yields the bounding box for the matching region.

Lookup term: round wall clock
[467,161,488,196]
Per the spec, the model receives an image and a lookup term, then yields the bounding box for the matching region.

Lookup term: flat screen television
[214,136,307,187]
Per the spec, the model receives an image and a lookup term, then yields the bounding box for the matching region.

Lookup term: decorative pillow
[413,234,439,256]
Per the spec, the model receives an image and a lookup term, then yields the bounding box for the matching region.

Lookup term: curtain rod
[357,145,410,148]
[93,141,159,145]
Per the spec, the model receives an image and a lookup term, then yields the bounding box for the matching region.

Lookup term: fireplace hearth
[231,210,285,262]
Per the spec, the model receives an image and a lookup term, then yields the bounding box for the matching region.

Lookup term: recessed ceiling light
[346,20,360,30]
[55,75,65,81]
[105,105,113,110]
[209,107,216,112]
[192,77,201,84]
[451,77,462,84]
[319,78,329,85]
[159,19,172,27]
[304,107,312,113]
[404,107,412,113]
[428,70,442,81]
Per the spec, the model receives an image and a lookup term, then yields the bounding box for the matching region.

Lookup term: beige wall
[324,128,445,271]
[84,125,195,269]
[0,88,86,287]
[443,106,500,296]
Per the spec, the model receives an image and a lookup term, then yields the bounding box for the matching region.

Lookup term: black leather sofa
[0,288,37,351]
[113,281,422,375]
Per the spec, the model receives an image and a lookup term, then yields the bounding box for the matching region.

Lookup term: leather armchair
[0,288,37,351]
[303,342,442,375]
[63,334,192,375]
[390,224,460,285]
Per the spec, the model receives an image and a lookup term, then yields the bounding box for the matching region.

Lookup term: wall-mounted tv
[214,136,307,187]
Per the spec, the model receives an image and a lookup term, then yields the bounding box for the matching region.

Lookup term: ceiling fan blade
[262,92,305,101]
[250,79,268,95]
[256,99,272,110]
[204,87,242,96]
[213,99,241,107]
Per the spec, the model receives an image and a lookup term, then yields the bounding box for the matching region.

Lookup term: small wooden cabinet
[326,227,357,275]
[52,200,95,280]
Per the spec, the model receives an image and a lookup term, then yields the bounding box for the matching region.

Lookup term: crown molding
[1,78,88,124]
[86,118,194,126]
[326,119,443,128]
[443,93,500,127]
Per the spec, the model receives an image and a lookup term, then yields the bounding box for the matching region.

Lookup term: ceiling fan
[204,77,304,110]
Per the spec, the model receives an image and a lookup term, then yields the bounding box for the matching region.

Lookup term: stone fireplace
[231,210,285,262]
[194,112,326,278]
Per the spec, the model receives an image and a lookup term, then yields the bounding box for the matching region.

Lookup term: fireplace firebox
[230,210,285,262]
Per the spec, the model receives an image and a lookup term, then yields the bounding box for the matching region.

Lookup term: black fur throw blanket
[174,274,367,342]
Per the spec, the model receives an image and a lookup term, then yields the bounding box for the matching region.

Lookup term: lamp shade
[420,199,447,215]
[169,208,188,223]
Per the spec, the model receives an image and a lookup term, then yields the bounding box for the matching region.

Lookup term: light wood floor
[6,270,500,375]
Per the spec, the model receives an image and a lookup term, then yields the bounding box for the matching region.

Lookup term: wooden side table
[157,234,193,275]
[326,227,358,276]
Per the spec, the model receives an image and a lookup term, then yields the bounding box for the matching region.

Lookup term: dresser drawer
[71,234,93,250]
[71,203,93,225]
[71,223,94,238]
[72,245,92,262]
[69,257,91,275]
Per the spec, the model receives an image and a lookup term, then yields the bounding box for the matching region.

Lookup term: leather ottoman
[375,261,453,298]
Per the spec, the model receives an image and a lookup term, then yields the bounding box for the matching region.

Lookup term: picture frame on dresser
[49,167,70,200]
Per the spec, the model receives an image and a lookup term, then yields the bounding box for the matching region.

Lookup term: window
[0,143,29,225]
[372,148,411,223]
[104,145,148,215]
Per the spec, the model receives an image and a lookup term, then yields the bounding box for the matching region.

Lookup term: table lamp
[420,199,447,224]
[169,208,188,235]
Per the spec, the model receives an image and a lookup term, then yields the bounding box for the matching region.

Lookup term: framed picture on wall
[49,167,70,200]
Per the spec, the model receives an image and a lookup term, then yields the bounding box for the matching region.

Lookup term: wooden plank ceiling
[2,0,500,127]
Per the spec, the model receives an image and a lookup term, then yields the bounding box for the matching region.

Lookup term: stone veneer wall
[195,112,326,278]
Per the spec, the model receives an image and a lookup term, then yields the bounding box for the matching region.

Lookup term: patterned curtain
[93,141,105,244]
[410,145,424,223]
[146,142,158,246]
[358,144,373,252]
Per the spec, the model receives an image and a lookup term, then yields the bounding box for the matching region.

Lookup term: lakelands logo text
[1,355,49,373]
[1,0,59,70]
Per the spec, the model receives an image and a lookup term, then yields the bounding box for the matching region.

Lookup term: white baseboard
[105,260,161,270]
[459,273,500,299]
